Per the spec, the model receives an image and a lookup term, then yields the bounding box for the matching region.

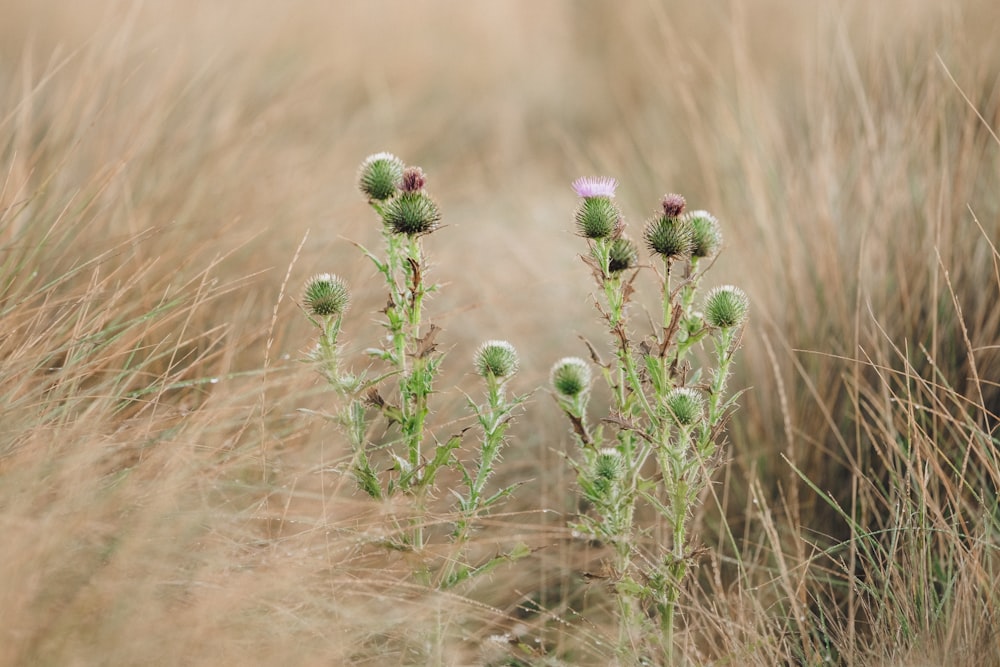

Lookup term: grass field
[2,1,999,665]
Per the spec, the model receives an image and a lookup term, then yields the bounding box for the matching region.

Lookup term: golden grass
[2,1,999,664]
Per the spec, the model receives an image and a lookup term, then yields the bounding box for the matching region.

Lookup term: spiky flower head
[575,197,622,239]
[550,357,592,398]
[662,193,686,217]
[643,213,694,260]
[474,340,520,379]
[380,191,441,235]
[685,210,722,259]
[572,176,618,199]
[358,152,404,201]
[302,273,350,317]
[704,285,750,329]
[607,237,638,273]
[589,447,625,497]
[665,387,705,426]
[594,448,625,482]
[400,166,426,193]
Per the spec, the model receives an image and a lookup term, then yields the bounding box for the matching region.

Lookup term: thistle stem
[661,258,674,386]
[403,237,429,475]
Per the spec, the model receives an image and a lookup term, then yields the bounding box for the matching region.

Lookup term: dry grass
[2,1,999,665]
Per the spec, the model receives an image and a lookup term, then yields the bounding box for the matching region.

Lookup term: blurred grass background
[2,0,999,664]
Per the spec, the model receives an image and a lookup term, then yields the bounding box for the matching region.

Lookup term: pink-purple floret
[572,176,618,199]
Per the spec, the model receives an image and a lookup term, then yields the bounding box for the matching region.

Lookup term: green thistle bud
[704,285,750,329]
[590,448,624,497]
[380,191,441,236]
[594,448,625,482]
[574,197,622,240]
[685,210,722,259]
[550,357,591,398]
[302,273,350,317]
[664,387,704,426]
[682,310,704,338]
[607,237,638,273]
[358,152,404,201]
[643,213,694,260]
[474,340,519,379]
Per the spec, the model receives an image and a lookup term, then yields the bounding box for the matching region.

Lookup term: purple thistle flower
[662,193,686,217]
[400,166,426,193]
[572,176,618,199]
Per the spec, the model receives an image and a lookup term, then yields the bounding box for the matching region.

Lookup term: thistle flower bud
[607,237,638,273]
[643,214,694,260]
[662,193,686,218]
[380,191,441,236]
[358,152,404,201]
[574,197,622,240]
[550,357,592,398]
[704,285,750,329]
[594,448,625,482]
[400,166,426,193]
[302,273,350,317]
[589,448,624,497]
[682,310,704,338]
[664,387,704,426]
[685,210,723,259]
[474,340,519,379]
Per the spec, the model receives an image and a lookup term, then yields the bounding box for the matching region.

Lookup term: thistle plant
[354,156,445,515]
[441,340,531,588]
[301,153,528,578]
[553,177,749,661]
[301,272,383,496]
[302,273,351,383]
[459,341,528,527]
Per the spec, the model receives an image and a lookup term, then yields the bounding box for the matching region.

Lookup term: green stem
[412,487,426,551]
[706,327,736,427]
[471,380,503,500]
[662,258,674,339]
[620,344,655,422]
[673,258,701,370]
[445,378,511,587]
[407,236,425,337]
[657,460,689,662]
[592,238,654,424]
[614,530,639,657]
[661,258,674,389]
[315,314,343,383]
[403,237,429,476]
